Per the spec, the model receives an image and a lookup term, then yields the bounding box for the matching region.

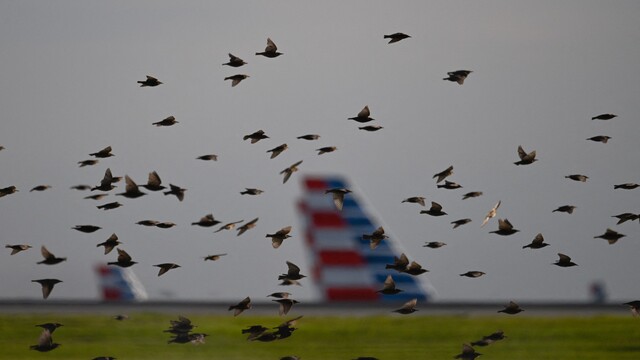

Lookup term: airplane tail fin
[95,264,148,301]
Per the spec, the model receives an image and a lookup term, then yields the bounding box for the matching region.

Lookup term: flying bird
[155,221,177,229]
[362,226,388,250]
[96,233,121,254]
[377,275,403,295]
[0,185,18,198]
[498,301,524,314]
[471,330,506,347]
[594,228,626,244]
[196,154,218,161]
[72,224,101,233]
[36,323,63,333]
[191,214,220,227]
[78,159,99,167]
[554,253,578,267]
[612,213,639,225]
[154,263,181,276]
[32,279,62,300]
[591,113,617,120]
[523,233,549,249]
[96,201,122,210]
[273,298,299,316]
[240,188,264,195]
[243,130,269,143]
[6,244,32,255]
[30,329,60,352]
[586,135,611,143]
[480,200,501,227]
[393,298,418,314]
[224,74,250,87]
[37,246,66,265]
[358,125,383,131]
[280,160,303,184]
[623,300,640,317]
[385,253,410,272]
[203,253,227,261]
[402,196,426,206]
[297,134,320,140]
[423,241,446,249]
[316,146,337,155]
[451,218,472,229]
[454,344,482,359]
[514,145,538,165]
[256,38,283,58]
[437,180,462,190]
[348,106,375,123]
[553,205,576,214]
[214,220,243,233]
[137,75,162,87]
[384,32,411,44]
[267,143,288,159]
[84,194,108,200]
[164,184,187,201]
[30,185,51,192]
[613,183,639,190]
[237,218,259,236]
[108,248,137,268]
[268,292,291,299]
[142,171,166,191]
[402,261,429,276]
[90,146,114,158]
[153,116,178,127]
[136,220,159,226]
[116,175,147,198]
[443,70,472,85]
[433,165,453,183]
[490,218,520,236]
[325,188,352,211]
[460,271,486,278]
[223,53,247,67]
[278,261,306,281]
[267,226,292,249]
[229,297,251,316]
[91,168,119,192]
[565,174,588,182]
[420,201,447,216]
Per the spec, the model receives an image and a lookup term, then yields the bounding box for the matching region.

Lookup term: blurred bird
[267,143,288,159]
[402,196,426,206]
[384,32,411,43]
[481,200,501,227]
[113,314,129,321]
[268,292,291,299]
[225,74,250,87]
[223,53,247,67]
[154,263,181,276]
[591,113,617,120]
[393,298,418,314]
[490,219,519,236]
[471,330,506,347]
[281,357,300,360]
[586,135,611,143]
[498,301,524,314]
[32,279,62,300]
[30,185,51,192]
[36,323,63,333]
[454,344,482,359]
[554,253,578,267]
[136,220,159,226]
[359,125,383,131]
[243,129,269,143]
[90,146,114,158]
[164,183,186,201]
[153,116,178,127]
[273,298,299,316]
[377,275,403,295]
[96,201,122,210]
[85,194,108,200]
[0,185,18,198]
[196,154,218,161]
[240,188,264,195]
[155,221,176,229]
[594,228,626,244]
[279,279,301,286]
[614,183,639,190]
[612,213,639,225]
[116,175,147,198]
[363,226,388,250]
[443,70,472,85]
[553,205,576,214]
[229,297,251,316]
[420,201,447,216]
[565,174,588,182]
[523,233,549,249]
[623,300,640,317]
[437,180,462,190]
[278,261,306,282]
[214,220,243,233]
[297,134,320,140]
[433,165,453,183]
[73,225,101,233]
[256,38,283,58]
[281,160,303,184]
[30,329,60,352]
[325,188,352,211]
[91,168,119,192]
[108,248,137,268]
[70,184,91,191]
[385,253,409,272]
[316,146,337,155]
[451,218,472,229]
[348,106,375,123]
[141,171,166,191]
[191,214,220,227]
[460,271,486,278]
[96,233,121,255]
[402,261,429,276]
[237,217,259,236]
[243,325,269,340]
[514,145,537,165]
[137,75,162,87]
[37,246,66,265]
[267,226,293,249]
[203,253,227,261]
[78,159,99,167]
[5,244,32,255]
[423,241,446,249]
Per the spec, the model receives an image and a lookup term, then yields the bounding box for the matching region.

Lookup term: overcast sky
[0,1,638,304]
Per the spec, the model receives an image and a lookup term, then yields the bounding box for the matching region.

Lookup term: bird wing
[117,248,132,262]
[124,175,139,192]
[265,38,278,52]
[286,261,301,276]
[532,233,544,245]
[430,202,443,212]
[147,171,162,187]
[41,246,54,260]
[332,192,345,211]
[498,218,513,231]
[383,275,396,290]
[558,253,571,262]
[357,105,370,118]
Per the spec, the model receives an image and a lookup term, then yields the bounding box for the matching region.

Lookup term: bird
[89,146,114,158]
[223,53,247,67]
[243,129,269,143]
[237,218,259,236]
[72,224,102,233]
[108,248,137,268]
[224,74,249,87]
[256,38,283,58]
[85,194,108,200]
[481,200,501,227]
[113,314,129,321]
[490,218,520,236]
[325,188,352,211]
[91,168,119,192]
[553,205,576,214]
[267,226,293,249]
[402,196,426,206]
[587,135,611,143]
[460,271,486,278]
[214,220,243,233]
[278,261,306,281]
[363,226,388,250]
[32,279,62,300]
[242,325,269,341]
[454,344,482,359]
[565,174,588,182]
[423,241,446,249]
[0,185,18,198]
[273,298,299,316]
[393,298,418,314]
[554,253,578,267]
[377,275,403,295]
[5,244,32,255]
[240,188,264,195]
[164,183,186,201]
[78,159,99,167]
[96,233,121,254]
[96,201,123,210]
[316,146,337,155]
[451,218,472,229]
[612,213,639,225]
[402,261,429,276]
[514,145,538,165]
[30,329,60,352]
[348,106,375,123]
[229,297,251,316]
[471,330,506,347]
[267,143,288,159]
[36,323,63,333]
[153,115,178,127]
[613,183,639,190]
[594,228,626,244]
[385,253,410,272]
[116,175,146,198]
[623,300,640,317]
[268,292,291,299]
[154,263,181,276]
[384,32,411,44]
[196,154,218,161]
[437,180,463,189]
[191,214,220,227]
[70,184,91,191]
[203,253,227,261]
[137,75,162,87]
[37,246,66,265]
[358,125,383,131]
[523,233,549,249]
[591,113,617,120]
[141,171,166,191]
[297,134,320,140]
[136,220,159,226]
[433,165,453,183]
[30,185,51,192]
[280,160,303,184]
[420,201,447,216]
[498,301,524,314]
[443,70,473,85]
[155,221,177,229]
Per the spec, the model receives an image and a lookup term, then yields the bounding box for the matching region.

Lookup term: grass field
[2,312,639,359]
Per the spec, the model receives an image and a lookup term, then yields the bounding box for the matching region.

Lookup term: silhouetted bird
[116,175,146,198]
[37,246,66,265]
[614,183,639,190]
[136,220,159,226]
[30,329,60,352]
[73,224,101,233]
[6,244,32,255]
[471,330,506,347]
[423,241,446,249]
[256,38,283,58]
[243,325,269,340]
[623,300,640,317]
[229,297,251,316]
[587,135,611,143]
[363,226,388,250]
[274,298,299,316]
[452,218,472,229]
[90,146,114,158]
[141,171,166,191]
[420,201,447,216]
[32,279,62,299]
[490,218,519,236]
[91,168,118,192]
[78,159,99,167]
[402,196,426,206]
[113,314,129,321]
[444,70,473,85]
[437,180,462,190]
[523,233,549,249]
[155,221,176,229]
[317,146,337,155]
[498,301,524,314]
[348,106,374,123]
[565,174,588,182]
[108,248,137,268]
[554,253,578,267]
[297,134,320,140]
[192,214,220,227]
[154,263,181,276]
[385,253,410,272]
[97,201,122,210]
[454,344,482,359]
[36,323,63,333]
[393,298,418,314]
[514,145,537,165]
[153,116,178,127]
[325,188,352,211]
[225,74,250,87]
[203,253,227,261]
[223,53,247,67]
[237,217,259,236]
[0,185,18,198]
[30,185,51,192]
[267,226,292,249]
[433,165,453,183]
[97,233,121,255]
[278,261,306,281]
[359,125,383,131]
[214,220,243,233]
[377,275,403,295]
[70,184,91,191]
[164,183,186,201]
[196,154,218,161]
[267,143,288,159]
[612,213,639,225]
[402,261,429,276]
[553,205,576,214]
[594,228,626,244]
[85,194,108,200]
[460,271,485,278]
[591,113,617,120]
[384,32,411,43]
[481,200,501,227]
[279,278,301,286]
[268,292,291,299]
[243,129,269,143]
[281,160,303,184]
[240,188,264,195]
[138,75,162,87]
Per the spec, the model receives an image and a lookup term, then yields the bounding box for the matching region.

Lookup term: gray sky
[0,1,638,303]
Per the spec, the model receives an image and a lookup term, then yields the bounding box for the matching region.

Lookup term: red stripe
[305,178,328,190]
[326,288,379,301]
[318,250,364,266]
[312,212,345,227]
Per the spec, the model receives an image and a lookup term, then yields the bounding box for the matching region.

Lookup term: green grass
[2,313,639,359]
